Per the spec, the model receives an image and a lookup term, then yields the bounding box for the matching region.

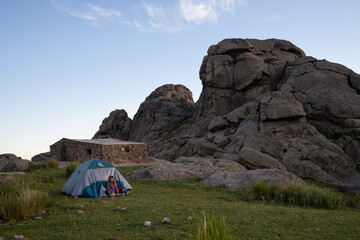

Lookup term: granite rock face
[0,154,29,172]
[31,152,51,162]
[130,157,246,180]
[129,84,194,142]
[93,109,132,140]
[95,38,360,190]
[201,169,307,190]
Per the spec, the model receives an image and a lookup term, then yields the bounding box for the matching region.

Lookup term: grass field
[1,166,360,240]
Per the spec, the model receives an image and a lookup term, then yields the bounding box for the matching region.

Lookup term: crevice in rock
[346,76,360,94]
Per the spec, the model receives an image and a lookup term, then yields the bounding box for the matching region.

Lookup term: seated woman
[106,176,126,196]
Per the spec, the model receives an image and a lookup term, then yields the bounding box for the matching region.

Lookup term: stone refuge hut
[50,138,148,164]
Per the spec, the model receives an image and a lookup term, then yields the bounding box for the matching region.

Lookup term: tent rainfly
[62,159,132,198]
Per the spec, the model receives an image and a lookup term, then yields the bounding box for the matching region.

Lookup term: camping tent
[62,159,132,198]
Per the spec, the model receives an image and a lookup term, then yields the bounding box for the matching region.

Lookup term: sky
[1,0,359,160]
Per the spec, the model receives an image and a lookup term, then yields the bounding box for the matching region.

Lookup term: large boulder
[93,109,132,140]
[280,57,360,134]
[128,84,195,157]
[130,157,246,180]
[197,38,305,119]
[225,91,355,184]
[201,169,307,191]
[0,154,29,172]
[238,147,286,170]
[31,152,51,163]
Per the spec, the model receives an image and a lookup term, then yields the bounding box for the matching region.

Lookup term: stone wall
[50,138,148,164]
[50,139,102,162]
[102,143,148,164]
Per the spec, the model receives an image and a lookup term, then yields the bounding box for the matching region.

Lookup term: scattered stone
[41,210,46,214]
[187,216,192,221]
[14,235,24,239]
[76,210,84,214]
[80,205,84,208]
[116,207,127,211]
[144,221,151,226]
[33,216,42,220]
[162,217,171,224]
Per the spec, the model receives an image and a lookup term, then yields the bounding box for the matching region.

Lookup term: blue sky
[1,0,359,160]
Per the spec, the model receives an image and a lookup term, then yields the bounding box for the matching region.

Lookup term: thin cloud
[51,0,246,32]
[265,14,282,23]
[137,0,246,32]
[51,1,121,26]
[140,2,186,33]
[179,0,218,25]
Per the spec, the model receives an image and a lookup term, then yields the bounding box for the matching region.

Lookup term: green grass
[264,58,278,64]
[48,158,59,169]
[1,168,360,239]
[0,176,51,221]
[65,161,81,177]
[25,161,48,172]
[252,181,360,209]
[196,213,232,240]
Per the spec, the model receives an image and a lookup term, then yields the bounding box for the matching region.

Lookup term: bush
[0,176,51,221]
[252,181,358,209]
[47,157,59,169]
[196,213,232,240]
[65,161,81,177]
[252,181,270,201]
[25,162,47,172]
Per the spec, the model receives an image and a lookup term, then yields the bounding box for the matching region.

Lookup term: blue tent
[62,159,132,198]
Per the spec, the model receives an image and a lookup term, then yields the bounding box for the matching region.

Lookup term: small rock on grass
[116,207,127,211]
[144,221,151,226]
[76,210,84,214]
[102,200,108,204]
[187,216,192,221]
[162,217,171,224]
[41,210,46,214]
[34,216,42,220]
[14,235,24,239]
[80,205,84,208]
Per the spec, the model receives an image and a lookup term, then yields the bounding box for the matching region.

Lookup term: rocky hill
[94,38,360,190]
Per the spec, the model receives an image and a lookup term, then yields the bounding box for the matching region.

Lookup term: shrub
[0,176,51,221]
[196,213,232,240]
[48,172,56,183]
[25,161,47,172]
[65,161,81,177]
[252,181,358,209]
[47,157,59,169]
[252,181,270,201]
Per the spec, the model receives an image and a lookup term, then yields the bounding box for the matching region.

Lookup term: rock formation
[130,157,245,180]
[201,169,307,191]
[93,109,132,140]
[94,38,360,190]
[0,154,29,172]
[31,152,51,162]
